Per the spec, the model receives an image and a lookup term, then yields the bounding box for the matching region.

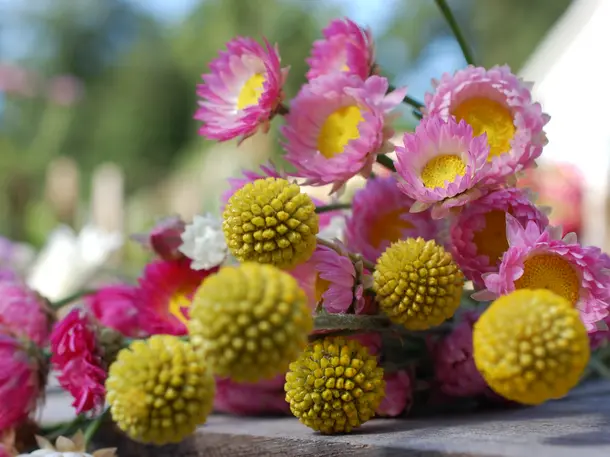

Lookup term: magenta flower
[86,284,146,337]
[132,216,186,261]
[195,37,289,142]
[377,371,413,417]
[282,74,406,192]
[50,308,106,415]
[395,116,489,219]
[0,281,53,346]
[306,17,374,81]
[345,176,441,263]
[450,188,549,286]
[473,216,610,332]
[214,374,289,416]
[425,65,549,184]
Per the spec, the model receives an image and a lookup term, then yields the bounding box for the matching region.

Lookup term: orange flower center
[369,208,413,249]
[472,210,510,263]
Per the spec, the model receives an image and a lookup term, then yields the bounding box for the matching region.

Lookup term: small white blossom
[179,213,227,270]
[318,213,347,242]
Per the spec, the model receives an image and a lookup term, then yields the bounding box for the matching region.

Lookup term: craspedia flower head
[189,263,313,382]
[221,162,282,211]
[106,335,215,445]
[223,177,319,269]
[473,289,590,405]
[395,117,490,219]
[425,65,549,183]
[306,17,374,81]
[281,74,406,192]
[450,188,549,286]
[195,37,289,142]
[285,337,385,434]
[374,238,464,330]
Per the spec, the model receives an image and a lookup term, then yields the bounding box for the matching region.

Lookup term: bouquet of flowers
[2,3,609,456]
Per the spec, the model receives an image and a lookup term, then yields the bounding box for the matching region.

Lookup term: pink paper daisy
[137,257,218,336]
[473,216,610,332]
[395,116,489,219]
[425,65,549,183]
[195,37,289,142]
[50,308,106,415]
[85,284,146,337]
[377,370,413,417]
[214,374,289,416]
[282,74,407,192]
[306,17,374,81]
[345,176,441,263]
[450,188,549,286]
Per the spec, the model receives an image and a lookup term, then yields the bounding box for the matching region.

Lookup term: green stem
[314,313,393,331]
[315,203,351,214]
[42,415,88,441]
[376,154,396,173]
[588,354,610,380]
[50,289,96,310]
[83,410,107,447]
[434,0,476,66]
[388,84,424,112]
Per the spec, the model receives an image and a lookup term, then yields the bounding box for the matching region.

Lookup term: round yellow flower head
[106,335,215,445]
[223,177,319,269]
[473,289,590,405]
[189,262,313,382]
[285,337,385,434]
[373,237,464,330]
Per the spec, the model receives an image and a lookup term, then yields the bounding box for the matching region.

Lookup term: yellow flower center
[369,208,413,248]
[452,97,515,160]
[341,63,350,72]
[237,73,266,110]
[169,291,191,325]
[420,155,466,189]
[514,254,580,306]
[472,210,509,263]
[315,274,332,303]
[317,105,364,159]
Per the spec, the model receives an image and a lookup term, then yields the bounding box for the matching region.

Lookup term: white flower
[318,213,347,242]
[17,432,116,457]
[179,213,227,270]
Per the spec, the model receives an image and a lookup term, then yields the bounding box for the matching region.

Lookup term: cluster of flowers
[1,14,609,456]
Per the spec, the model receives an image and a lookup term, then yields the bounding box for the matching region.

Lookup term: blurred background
[0,0,597,280]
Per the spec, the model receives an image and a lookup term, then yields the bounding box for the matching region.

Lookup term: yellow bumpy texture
[222,177,319,269]
[285,337,385,434]
[473,289,590,405]
[373,238,464,330]
[189,262,313,382]
[106,335,215,445]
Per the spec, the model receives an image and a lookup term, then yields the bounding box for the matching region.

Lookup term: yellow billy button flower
[473,289,590,405]
[285,337,385,434]
[373,238,464,330]
[106,335,215,445]
[189,262,313,382]
[222,177,319,269]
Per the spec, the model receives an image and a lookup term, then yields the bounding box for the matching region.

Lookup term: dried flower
[214,374,290,416]
[85,284,145,337]
[132,216,186,261]
[179,213,227,270]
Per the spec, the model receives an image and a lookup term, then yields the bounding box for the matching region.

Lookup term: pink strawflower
[473,216,610,332]
[425,65,549,183]
[0,281,53,346]
[195,37,289,142]
[306,17,374,81]
[377,371,413,417]
[0,269,17,282]
[450,188,549,286]
[282,74,406,192]
[132,216,186,261]
[345,176,441,263]
[221,162,281,210]
[214,374,289,416]
[0,333,42,430]
[85,284,146,337]
[395,117,489,219]
[431,312,488,397]
[137,258,218,336]
[50,308,106,415]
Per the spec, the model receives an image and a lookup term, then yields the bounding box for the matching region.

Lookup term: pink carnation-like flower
[377,370,413,417]
[195,37,289,142]
[85,284,146,337]
[450,188,549,286]
[132,216,186,261]
[431,311,488,397]
[282,74,406,192]
[221,162,281,210]
[306,17,374,81]
[0,333,42,430]
[137,258,218,336]
[425,65,549,183]
[473,216,610,332]
[214,374,289,416]
[50,308,106,415]
[345,176,441,263]
[396,116,489,219]
[0,281,53,346]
